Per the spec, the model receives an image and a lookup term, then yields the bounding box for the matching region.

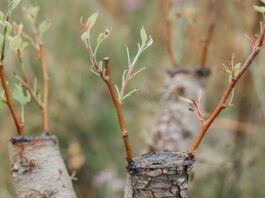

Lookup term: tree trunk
[124,151,194,198]
[8,134,77,198]
[151,67,210,152]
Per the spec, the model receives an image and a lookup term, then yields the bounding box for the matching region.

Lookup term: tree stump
[124,151,194,198]
[151,67,210,152]
[8,134,77,198]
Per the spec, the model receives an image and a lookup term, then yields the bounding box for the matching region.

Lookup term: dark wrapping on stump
[124,151,194,198]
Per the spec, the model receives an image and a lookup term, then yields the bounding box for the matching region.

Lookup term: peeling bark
[8,134,77,198]
[151,67,210,152]
[124,151,194,198]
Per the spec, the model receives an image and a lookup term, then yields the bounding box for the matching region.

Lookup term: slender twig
[85,42,133,162]
[162,0,178,66]
[16,49,43,110]
[0,15,24,135]
[103,58,133,162]
[34,33,49,132]
[119,66,136,104]
[190,22,265,155]
[199,0,217,67]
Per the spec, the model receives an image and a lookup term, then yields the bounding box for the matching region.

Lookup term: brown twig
[87,45,133,163]
[85,38,133,161]
[162,0,178,67]
[34,33,49,132]
[199,0,217,67]
[85,42,133,162]
[0,15,24,135]
[103,58,133,162]
[190,22,265,155]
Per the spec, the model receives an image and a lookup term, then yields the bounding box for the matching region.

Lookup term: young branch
[16,49,43,110]
[199,0,217,67]
[103,58,133,162]
[0,15,24,135]
[190,23,265,155]
[34,33,49,132]
[81,13,152,162]
[162,0,178,66]
[85,43,133,162]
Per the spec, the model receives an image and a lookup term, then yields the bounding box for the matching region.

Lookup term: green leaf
[115,84,121,99]
[260,0,265,4]
[178,95,194,105]
[0,11,4,21]
[97,32,106,44]
[223,64,233,74]
[140,27,147,46]
[21,42,30,49]
[146,36,153,48]
[9,35,22,51]
[13,84,31,105]
[130,67,146,80]
[39,20,51,34]
[95,26,112,54]
[254,5,265,13]
[81,31,90,41]
[25,6,40,24]
[9,0,21,14]
[122,89,139,100]
[86,12,98,31]
[234,63,241,71]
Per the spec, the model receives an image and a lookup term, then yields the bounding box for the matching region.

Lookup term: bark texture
[151,67,210,151]
[124,151,194,198]
[8,134,77,198]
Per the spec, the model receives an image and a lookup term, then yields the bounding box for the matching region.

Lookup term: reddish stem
[190,23,265,154]
[0,16,23,135]
[162,0,177,66]
[103,58,133,162]
[85,43,133,162]
[34,33,49,132]
[199,0,217,67]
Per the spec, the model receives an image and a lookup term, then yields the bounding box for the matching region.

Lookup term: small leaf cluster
[80,12,112,75]
[178,92,205,125]
[0,1,50,125]
[81,12,153,103]
[24,6,51,42]
[13,84,31,106]
[222,54,241,81]
[0,0,25,53]
[116,27,153,102]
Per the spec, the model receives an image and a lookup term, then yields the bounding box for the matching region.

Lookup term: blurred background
[0,0,265,197]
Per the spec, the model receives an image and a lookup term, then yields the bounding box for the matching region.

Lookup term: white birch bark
[8,134,77,198]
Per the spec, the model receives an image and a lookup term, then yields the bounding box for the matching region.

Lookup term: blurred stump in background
[151,67,210,152]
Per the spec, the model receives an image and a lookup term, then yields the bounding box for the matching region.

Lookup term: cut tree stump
[124,151,194,198]
[151,67,210,152]
[8,134,77,198]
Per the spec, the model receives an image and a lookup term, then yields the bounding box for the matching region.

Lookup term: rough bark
[124,151,194,198]
[151,67,210,152]
[8,134,77,198]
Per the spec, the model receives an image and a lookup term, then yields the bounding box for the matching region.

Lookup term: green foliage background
[0,0,265,197]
